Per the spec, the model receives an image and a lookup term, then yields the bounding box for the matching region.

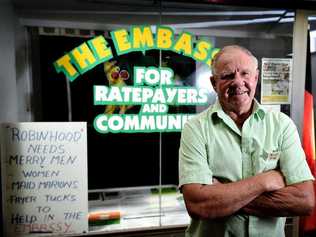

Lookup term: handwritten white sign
[1,122,88,236]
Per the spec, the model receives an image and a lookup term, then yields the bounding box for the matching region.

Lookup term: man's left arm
[242,180,315,217]
[243,113,315,217]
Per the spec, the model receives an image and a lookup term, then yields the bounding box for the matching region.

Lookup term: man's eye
[220,73,235,80]
[242,71,251,77]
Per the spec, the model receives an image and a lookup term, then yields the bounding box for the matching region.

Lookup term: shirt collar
[252,99,266,120]
[210,99,266,121]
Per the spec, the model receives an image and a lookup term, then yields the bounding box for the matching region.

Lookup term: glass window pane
[160,1,294,228]
[30,1,296,234]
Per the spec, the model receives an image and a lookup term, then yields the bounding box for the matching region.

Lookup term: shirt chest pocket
[252,148,281,173]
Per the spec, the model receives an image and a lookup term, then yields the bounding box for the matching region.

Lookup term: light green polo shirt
[179,100,314,237]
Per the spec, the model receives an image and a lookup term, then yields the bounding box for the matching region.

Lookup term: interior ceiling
[11,0,304,36]
[11,0,292,11]
[11,0,316,11]
[12,0,292,23]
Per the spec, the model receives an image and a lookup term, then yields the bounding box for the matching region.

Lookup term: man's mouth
[228,90,248,96]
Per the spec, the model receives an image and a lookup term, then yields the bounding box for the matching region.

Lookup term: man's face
[211,49,258,114]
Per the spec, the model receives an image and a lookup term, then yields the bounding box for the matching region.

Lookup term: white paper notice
[1,122,88,236]
[260,58,292,104]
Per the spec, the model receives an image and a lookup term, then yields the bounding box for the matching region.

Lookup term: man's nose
[230,72,245,86]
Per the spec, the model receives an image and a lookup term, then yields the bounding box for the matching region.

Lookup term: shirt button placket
[241,136,252,179]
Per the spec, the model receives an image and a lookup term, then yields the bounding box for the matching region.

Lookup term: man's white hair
[211,45,258,75]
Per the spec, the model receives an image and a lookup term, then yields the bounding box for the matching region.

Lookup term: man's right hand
[259,170,285,192]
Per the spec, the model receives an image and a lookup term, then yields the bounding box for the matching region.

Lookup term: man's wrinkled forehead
[215,49,256,72]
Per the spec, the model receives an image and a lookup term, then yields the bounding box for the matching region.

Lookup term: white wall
[0,1,18,122]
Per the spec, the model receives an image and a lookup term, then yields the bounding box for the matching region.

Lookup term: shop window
[28,3,295,234]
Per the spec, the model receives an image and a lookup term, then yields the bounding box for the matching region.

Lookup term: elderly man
[179,45,315,237]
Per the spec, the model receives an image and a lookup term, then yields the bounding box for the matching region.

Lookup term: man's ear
[210,76,217,92]
[255,69,259,82]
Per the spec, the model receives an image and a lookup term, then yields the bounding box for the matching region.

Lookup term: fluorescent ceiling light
[168,17,283,28]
